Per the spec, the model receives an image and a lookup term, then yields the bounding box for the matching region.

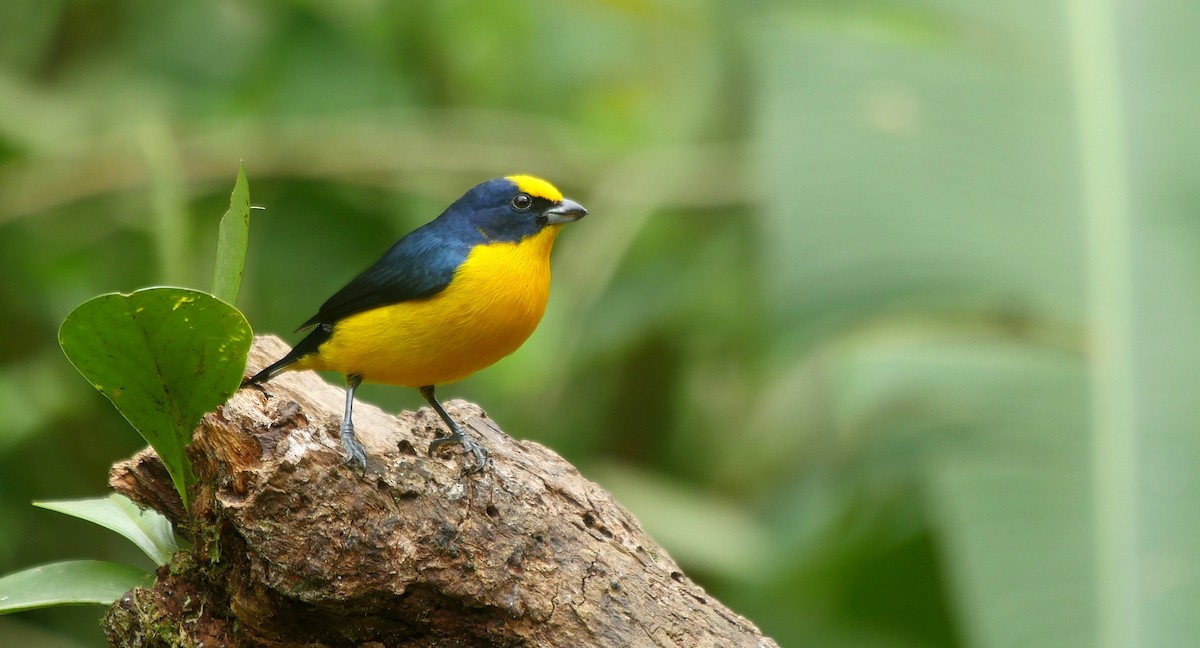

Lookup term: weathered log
[105,335,778,647]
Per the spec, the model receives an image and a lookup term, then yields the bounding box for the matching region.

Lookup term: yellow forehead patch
[506,174,563,203]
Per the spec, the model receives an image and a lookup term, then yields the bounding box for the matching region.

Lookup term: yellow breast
[296,225,562,387]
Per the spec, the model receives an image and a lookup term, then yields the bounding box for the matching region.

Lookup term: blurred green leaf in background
[1,1,1197,646]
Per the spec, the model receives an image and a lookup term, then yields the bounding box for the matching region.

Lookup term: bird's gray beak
[543,198,588,224]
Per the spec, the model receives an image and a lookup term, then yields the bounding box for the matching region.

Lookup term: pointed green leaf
[58,287,253,507]
[0,561,150,613]
[34,495,177,566]
[211,163,251,304]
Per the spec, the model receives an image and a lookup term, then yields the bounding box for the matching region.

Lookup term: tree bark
[104,335,779,647]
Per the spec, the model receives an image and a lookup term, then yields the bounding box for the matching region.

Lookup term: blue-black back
[298,177,553,330]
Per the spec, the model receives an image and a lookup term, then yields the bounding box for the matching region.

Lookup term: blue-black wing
[297,225,469,330]
[243,228,464,385]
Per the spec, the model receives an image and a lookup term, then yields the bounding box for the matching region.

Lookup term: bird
[244,175,587,473]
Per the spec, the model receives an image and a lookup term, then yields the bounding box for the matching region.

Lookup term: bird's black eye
[511,193,533,211]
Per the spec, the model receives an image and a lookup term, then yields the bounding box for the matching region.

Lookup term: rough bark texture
[104,335,779,647]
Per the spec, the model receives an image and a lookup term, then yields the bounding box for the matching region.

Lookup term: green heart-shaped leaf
[59,288,253,507]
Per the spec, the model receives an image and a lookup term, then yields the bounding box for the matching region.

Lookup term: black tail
[243,353,298,386]
[242,324,333,386]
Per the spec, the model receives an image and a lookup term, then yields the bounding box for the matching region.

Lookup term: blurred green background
[2,1,1198,646]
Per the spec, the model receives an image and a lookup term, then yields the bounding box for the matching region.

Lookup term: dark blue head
[437,175,587,244]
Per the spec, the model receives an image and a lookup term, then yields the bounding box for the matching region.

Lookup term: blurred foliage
[2,1,1198,647]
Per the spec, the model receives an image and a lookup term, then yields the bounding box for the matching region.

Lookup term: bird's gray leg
[340,374,368,470]
[421,385,489,474]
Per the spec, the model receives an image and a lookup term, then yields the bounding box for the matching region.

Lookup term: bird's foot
[428,431,490,475]
[340,422,368,471]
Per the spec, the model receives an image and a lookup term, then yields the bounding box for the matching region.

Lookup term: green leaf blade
[211,163,252,304]
[34,495,177,566]
[0,561,150,613]
[58,287,253,507]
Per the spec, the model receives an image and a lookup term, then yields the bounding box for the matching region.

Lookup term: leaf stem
[1066,0,1138,646]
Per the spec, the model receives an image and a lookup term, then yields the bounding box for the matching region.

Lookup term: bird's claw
[340,423,368,471]
[428,432,491,474]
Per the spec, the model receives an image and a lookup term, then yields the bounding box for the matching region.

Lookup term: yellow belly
[294,225,561,387]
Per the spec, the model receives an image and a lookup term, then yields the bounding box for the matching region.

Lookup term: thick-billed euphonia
[245,175,587,472]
